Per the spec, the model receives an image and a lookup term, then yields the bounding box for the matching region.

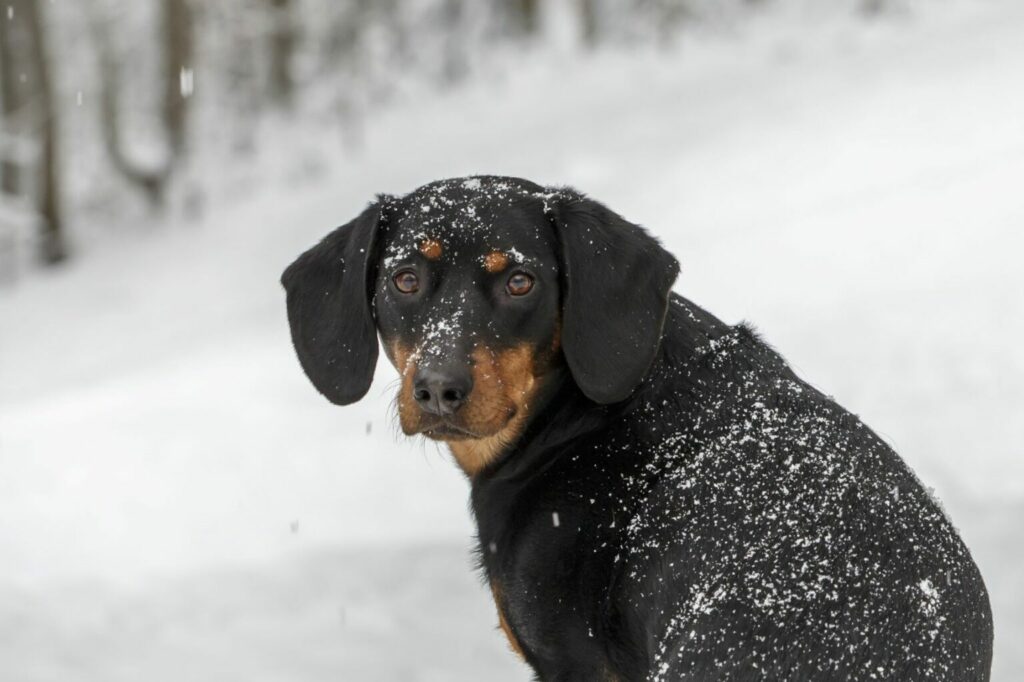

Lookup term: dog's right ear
[281,199,387,405]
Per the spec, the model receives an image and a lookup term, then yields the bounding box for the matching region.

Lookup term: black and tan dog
[282,176,992,681]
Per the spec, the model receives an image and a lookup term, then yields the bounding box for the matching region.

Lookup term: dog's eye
[393,270,420,294]
[506,272,534,296]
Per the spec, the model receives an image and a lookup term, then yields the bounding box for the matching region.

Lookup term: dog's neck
[466,294,734,482]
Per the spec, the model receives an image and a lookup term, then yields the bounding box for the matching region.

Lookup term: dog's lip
[420,422,480,440]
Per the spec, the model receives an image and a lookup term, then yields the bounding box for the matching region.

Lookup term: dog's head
[282,176,679,474]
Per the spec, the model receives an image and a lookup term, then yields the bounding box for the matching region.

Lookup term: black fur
[282,176,993,681]
[281,199,387,405]
[474,304,993,680]
[549,191,680,404]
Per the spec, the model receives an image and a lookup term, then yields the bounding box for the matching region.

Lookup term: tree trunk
[510,0,540,37]
[0,8,21,198]
[861,0,888,16]
[578,0,599,47]
[162,0,193,156]
[2,0,66,264]
[268,0,297,107]
[88,0,194,208]
[439,0,466,83]
[88,5,167,207]
[22,0,65,263]
[0,2,27,196]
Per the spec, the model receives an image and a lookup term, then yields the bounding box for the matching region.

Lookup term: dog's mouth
[416,407,518,442]
[418,421,482,441]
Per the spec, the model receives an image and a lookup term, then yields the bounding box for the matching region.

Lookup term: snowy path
[2,2,1023,679]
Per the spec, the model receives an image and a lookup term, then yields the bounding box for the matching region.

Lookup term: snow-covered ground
[2,2,1023,679]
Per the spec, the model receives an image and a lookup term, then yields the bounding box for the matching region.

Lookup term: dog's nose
[413,366,473,416]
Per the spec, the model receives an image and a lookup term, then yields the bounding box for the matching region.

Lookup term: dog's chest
[487,553,603,674]
[479,498,625,676]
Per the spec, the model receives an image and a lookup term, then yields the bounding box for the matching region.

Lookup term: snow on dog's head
[282,175,679,475]
[375,177,562,474]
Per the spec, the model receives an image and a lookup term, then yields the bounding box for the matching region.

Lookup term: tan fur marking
[388,341,415,376]
[447,422,526,476]
[419,238,443,260]
[550,319,561,353]
[388,339,560,476]
[447,344,541,476]
[490,582,526,660]
[483,250,509,273]
[388,341,421,431]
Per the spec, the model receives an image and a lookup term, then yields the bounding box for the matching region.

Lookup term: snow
[2,1,1024,679]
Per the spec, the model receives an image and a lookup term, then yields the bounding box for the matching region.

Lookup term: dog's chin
[402,413,515,443]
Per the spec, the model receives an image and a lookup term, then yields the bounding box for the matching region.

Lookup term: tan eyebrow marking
[483,250,509,273]
[419,238,443,260]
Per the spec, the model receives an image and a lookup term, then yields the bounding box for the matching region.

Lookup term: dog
[282,176,992,681]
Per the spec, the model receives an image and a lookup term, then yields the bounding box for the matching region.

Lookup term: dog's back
[474,294,992,681]
[631,297,992,680]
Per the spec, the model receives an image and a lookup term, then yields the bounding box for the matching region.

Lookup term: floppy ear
[548,190,679,404]
[281,200,386,405]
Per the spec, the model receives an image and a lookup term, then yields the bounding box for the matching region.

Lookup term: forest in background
[0,0,901,277]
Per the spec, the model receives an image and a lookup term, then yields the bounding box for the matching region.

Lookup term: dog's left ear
[281,199,388,405]
[547,189,680,404]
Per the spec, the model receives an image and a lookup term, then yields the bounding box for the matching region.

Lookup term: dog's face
[282,176,679,475]
[372,179,562,461]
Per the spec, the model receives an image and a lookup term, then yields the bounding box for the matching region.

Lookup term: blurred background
[1,0,1022,679]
